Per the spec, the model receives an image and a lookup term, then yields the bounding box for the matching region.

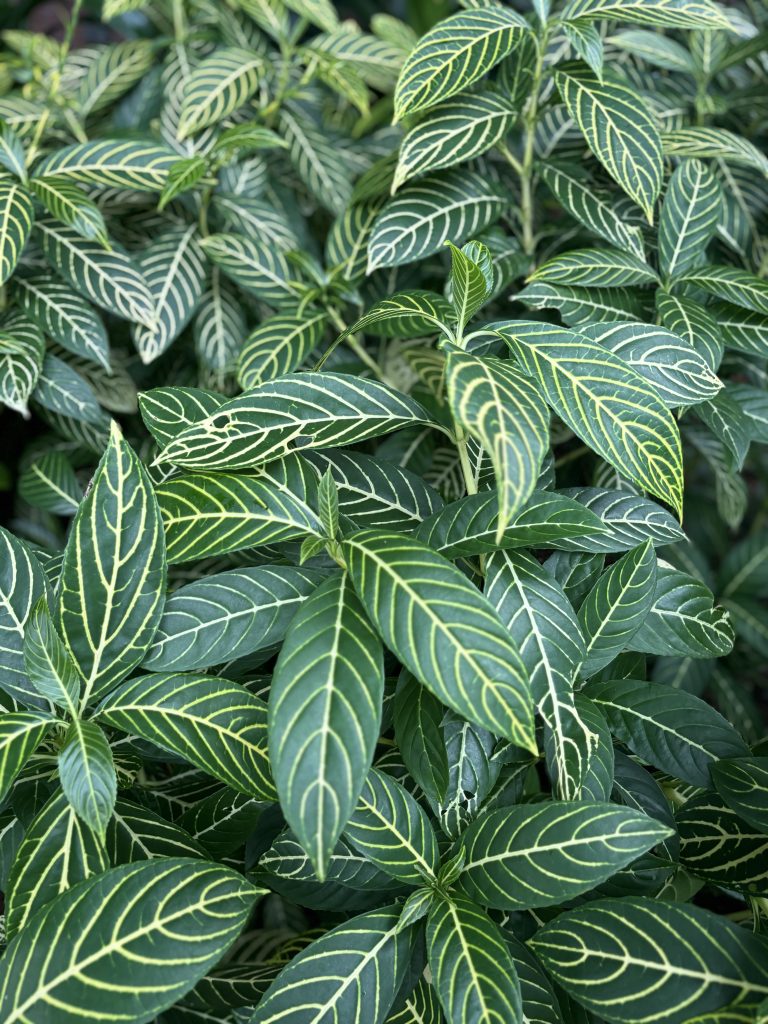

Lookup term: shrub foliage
[0,0,767,1021]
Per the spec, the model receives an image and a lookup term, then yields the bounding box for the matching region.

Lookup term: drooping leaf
[270,574,385,879]
[57,720,116,838]
[0,180,34,285]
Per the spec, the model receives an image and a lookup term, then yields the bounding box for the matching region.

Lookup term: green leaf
[144,565,325,672]
[679,264,768,315]
[541,162,645,259]
[0,525,48,703]
[580,321,722,408]
[711,758,768,835]
[368,169,507,272]
[15,274,110,370]
[158,373,431,472]
[578,541,657,677]
[446,350,550,539]
[132,226,207,365]
[277,101,353,214]
[343,529,535,750]
[96,673,276,800]
[497,321,684,517]
[608,28,696,71]
[393,670,449,807]
[250,907,416,1024]
[23,601,79,709]
[0,180,34,285]
[677,790,768,895]
[516,281,646,326]
[562,0,731,27]
[485,550,596,801]
[238,311,327,389]
[416,490,607,559]
[36,139,177,191]
[57,422,166,703]
[393,92,517,191]
[0,310,45,417]
[194,269,245,385]
[656,290,723,370]
[5,790,107,941]
[394,7,527,121]
[157,155,208,210]
[155,469,322,562]
[661,127,768,177]
[446,241,492,330]
[0,121,26,180]
[556,63,663,220]
[529,248,656,287]
[556,487,685,553]
[530,898,768,1024]
[18,452,82,516]
[344,767,439,885]
[0,712,55,803]
[37,219,155,327]
[270,574,384,878]
[427,892,523,1024]
[584,677,749,788]
[76,40,156,117]
[658,159,722,281]
[199,232,300,309]
[33,353,110,430]
[108,798,207,863]
[0,859,260,1024]
[455,802,671,911]
[29,176,108,246]
[343,291,453,340]
[178,47,263,139]
[630,565,734,657]
[564,19,604,78]
[139,385,224,448]
[58,720,116,837]
[306,450,443,532]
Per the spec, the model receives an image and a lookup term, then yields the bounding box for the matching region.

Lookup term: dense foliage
[0,0,767,1021]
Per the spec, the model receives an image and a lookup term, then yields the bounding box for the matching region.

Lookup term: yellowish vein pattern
[427,892,522,1024]
[446,349,549,540]
[556,62,663,222]
[270,573,384,879]
[0,859,261,1024]
[57,421,166,705]
[95,671,276,800]
[343,529,536,751]
[530,897,768,1024]
[497,320,684,518]
[394,7,528,121]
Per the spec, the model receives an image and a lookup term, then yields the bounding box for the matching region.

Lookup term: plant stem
[326,307,387,383]
[518,23,550,262]
[457,433,478,496]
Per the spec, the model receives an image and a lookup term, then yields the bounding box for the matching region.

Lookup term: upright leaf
[58,422,166,703]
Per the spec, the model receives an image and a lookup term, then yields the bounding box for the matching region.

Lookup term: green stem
[457,433,478,496]
[326,307,387,383]
[518,23,550,262]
